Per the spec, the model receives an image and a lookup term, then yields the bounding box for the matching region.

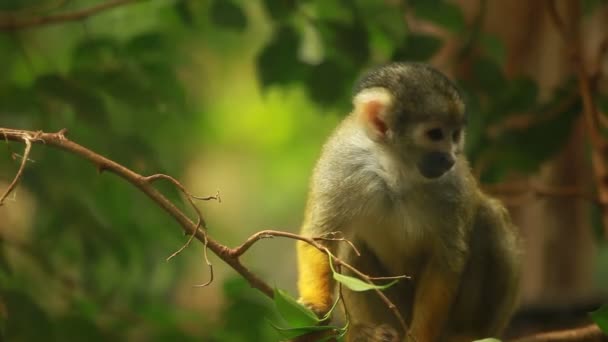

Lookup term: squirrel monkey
[296,63,521,342]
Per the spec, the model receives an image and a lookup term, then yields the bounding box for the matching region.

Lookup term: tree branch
[512,323,605,342]
[0,127,275,297]
[0,137,32,205]
[483,180,603,206]
[0,0,139,31]
[0,127,411,336]
[547,0,608,237]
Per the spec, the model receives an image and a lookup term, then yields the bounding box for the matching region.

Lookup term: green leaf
[257,26,307,87]
[269,321,337,339]
[312,0,353,24]
[210,0,247,32]
[55,314,106,342]
[486,77,539,123]
[35,74,108,122]
[472,58,507,95]
[356,0,407,43]
[590,304,608,335]
[598,95,608,114]
[333,272,399,292]
[0,0,36,11]
[582,0,606,15]
[393,33,442,61]
[125,32,171,64]
[479,87,580,182]
[319,20,370,68]
[305,60,352,106]
[328,255,399,292]
[262,0,298,21]
[0,84,41,117]
[174,1,195,26]
[481,34,506,66]
[502,78,539,112]
[72,37,122,70]
[411,0,465,33]
[216,277,277,341]
[462,89,485,159]
[273,288,320,327]
[4,291,54,341]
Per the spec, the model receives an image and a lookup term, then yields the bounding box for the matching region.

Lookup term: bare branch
[486,90,579,139]
[0,0,69,18]
[511,323,604,342]
[165,225,201,262]
[547,0,608,237]
[0,127,274,297]
[483,180,603,205]
[314,231,361,257]
[0,0,140,31]
[141,174,219,262]
[0,132,33,205]
[193,232,214,288]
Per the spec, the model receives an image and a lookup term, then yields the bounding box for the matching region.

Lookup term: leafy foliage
[329,255,399,292]
[0,0,604,340]
[590,304,608,335]
[210,0,248,32]
[270,288,343,340]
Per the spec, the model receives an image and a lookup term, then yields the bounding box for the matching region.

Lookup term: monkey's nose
[418,152,455,179]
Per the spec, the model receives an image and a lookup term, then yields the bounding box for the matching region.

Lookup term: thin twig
[0,0,139,31]
[314,231,361,257]
[165,225,201,262]
[486,90,580,139]
[193,232,214,288]
[0,136,32,205]
[141,174,219,262]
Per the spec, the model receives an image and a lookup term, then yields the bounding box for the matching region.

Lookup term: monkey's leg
[297,240,334,315]
[409,265,460,342]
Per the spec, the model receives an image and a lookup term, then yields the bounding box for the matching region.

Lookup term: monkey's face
[352,63,466,181]
[410,120,464,179]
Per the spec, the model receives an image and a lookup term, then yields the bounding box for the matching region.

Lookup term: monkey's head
[352,62,466,180]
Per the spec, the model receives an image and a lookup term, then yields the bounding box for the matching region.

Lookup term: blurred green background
[0,0,607,341]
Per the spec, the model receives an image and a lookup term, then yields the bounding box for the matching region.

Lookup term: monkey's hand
[296,240,334,318]
[297,298,331,320]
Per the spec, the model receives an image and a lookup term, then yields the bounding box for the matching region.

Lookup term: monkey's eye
[452,129,461,142]
[426,128,444,141]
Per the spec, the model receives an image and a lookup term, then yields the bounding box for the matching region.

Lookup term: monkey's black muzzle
[418,152,455,179]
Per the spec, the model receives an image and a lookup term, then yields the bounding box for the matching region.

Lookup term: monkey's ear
[353,87,394,142]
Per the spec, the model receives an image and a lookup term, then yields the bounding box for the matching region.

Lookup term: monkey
[296,62,521,342]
